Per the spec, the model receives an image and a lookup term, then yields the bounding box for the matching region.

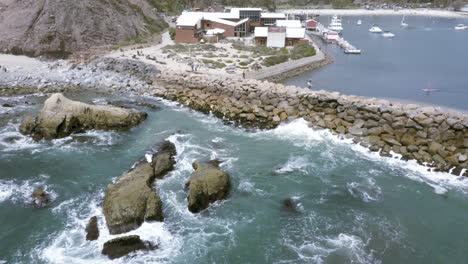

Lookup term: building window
[235,22,247,37]
[240,11,260,22]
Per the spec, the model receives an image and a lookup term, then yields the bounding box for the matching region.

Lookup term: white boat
[369,25,383,33]
[382,31,395,38]
[401,16,408,27]
[344,48,361,54]
[454,24,468,30]
[328,15,343,32]
[357,19,362,25]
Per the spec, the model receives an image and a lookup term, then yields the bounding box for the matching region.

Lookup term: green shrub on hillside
[169,27,176,40]
[290,44,316,60]
[263,55,289,66]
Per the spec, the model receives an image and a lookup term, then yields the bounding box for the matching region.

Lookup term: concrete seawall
[149,70,468,176]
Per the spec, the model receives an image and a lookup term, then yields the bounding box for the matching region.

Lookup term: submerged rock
[31,187,49,207]
[85,216,99,241]
[20,93,147,140]
[102,235,155,259]
[103,141,176,234]
[19,115,36,135]
[187,161,231,213]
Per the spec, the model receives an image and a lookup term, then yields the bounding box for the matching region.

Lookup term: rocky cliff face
[0,0,167,57]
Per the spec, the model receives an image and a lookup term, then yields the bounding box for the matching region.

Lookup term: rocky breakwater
[150,71,468,176]
[19,93,147,140]
[103,141,176,235]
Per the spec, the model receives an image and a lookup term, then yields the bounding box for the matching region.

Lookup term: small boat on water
[382,31,395,38]
[328,15,343,32]
[454,24,468,30]
[369,25,383,33]
[357,19,362,25]
[344,48,361,54]
[401,16,408,27]
[422,81,438,93]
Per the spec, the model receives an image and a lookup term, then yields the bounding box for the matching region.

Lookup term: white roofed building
[255,26,307,48]
[276,20,302,28]
[175,8,305,46]
[261,13,286,26]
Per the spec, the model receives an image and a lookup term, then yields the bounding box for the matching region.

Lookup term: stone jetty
[146,70,467,176]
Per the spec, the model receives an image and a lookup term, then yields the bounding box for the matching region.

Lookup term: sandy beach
[282,8,468,18]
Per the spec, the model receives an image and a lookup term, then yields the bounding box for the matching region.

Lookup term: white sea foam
[0,119,120,153]
[347,178,383,203]
[42,197,182,264]
[256,118,468,195]
[288,233,380,264]
[0,177,57,205]
[273,155,311,174]
[237,180,266,196]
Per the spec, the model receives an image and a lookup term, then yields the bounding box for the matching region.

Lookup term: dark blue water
[284,15,468,110]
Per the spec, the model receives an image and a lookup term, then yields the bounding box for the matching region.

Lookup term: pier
[311,22,361,54]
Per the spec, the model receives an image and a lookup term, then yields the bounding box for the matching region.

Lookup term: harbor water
[284,15,468,111]
[1,92,468,263]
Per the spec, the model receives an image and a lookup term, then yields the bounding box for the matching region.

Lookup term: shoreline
[0,40,467,176]
[282,8,468,18]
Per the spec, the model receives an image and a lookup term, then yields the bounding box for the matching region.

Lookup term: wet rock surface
[148,70,468,176]
[103,141,176,234]
[101,235,155,259]
[31,187,49,207]
[85,216,99,241]
[187,161,231,213]
[20,93,147,140]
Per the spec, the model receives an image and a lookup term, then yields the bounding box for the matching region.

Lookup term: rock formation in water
[153,71,468,176]
[187,161,231,213]
[103,141,176,235]
[0,0,167,57]
[102,235,155,259]
[85,216,99,241]
[31,187,49,207]
[19,93,147,140]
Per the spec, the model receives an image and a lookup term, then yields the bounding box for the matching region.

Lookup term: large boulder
[102,235,155,259]
[187,161,231,213]
[103,141,176,234]
[20,93,147,140]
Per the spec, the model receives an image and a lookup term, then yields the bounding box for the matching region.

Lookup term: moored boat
[357,19,362,25]
[382,31,395,38]
[369,25,383,33]
[328,15,343,32]
[454,24,467,30]
[401,16,408,27]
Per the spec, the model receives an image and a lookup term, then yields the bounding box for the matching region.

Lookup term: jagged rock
[102,235,155,259]
[428,142,443,155]
[19,115,36,135]
[0,0,167,57]
[103,141,176,234]
[187,161,231,213]
[152,141,177,178]
[85,216,99,241]
[282,197,300,213]
[31,187,49,207]
[348,126,364,136]
[20,93,147,140]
